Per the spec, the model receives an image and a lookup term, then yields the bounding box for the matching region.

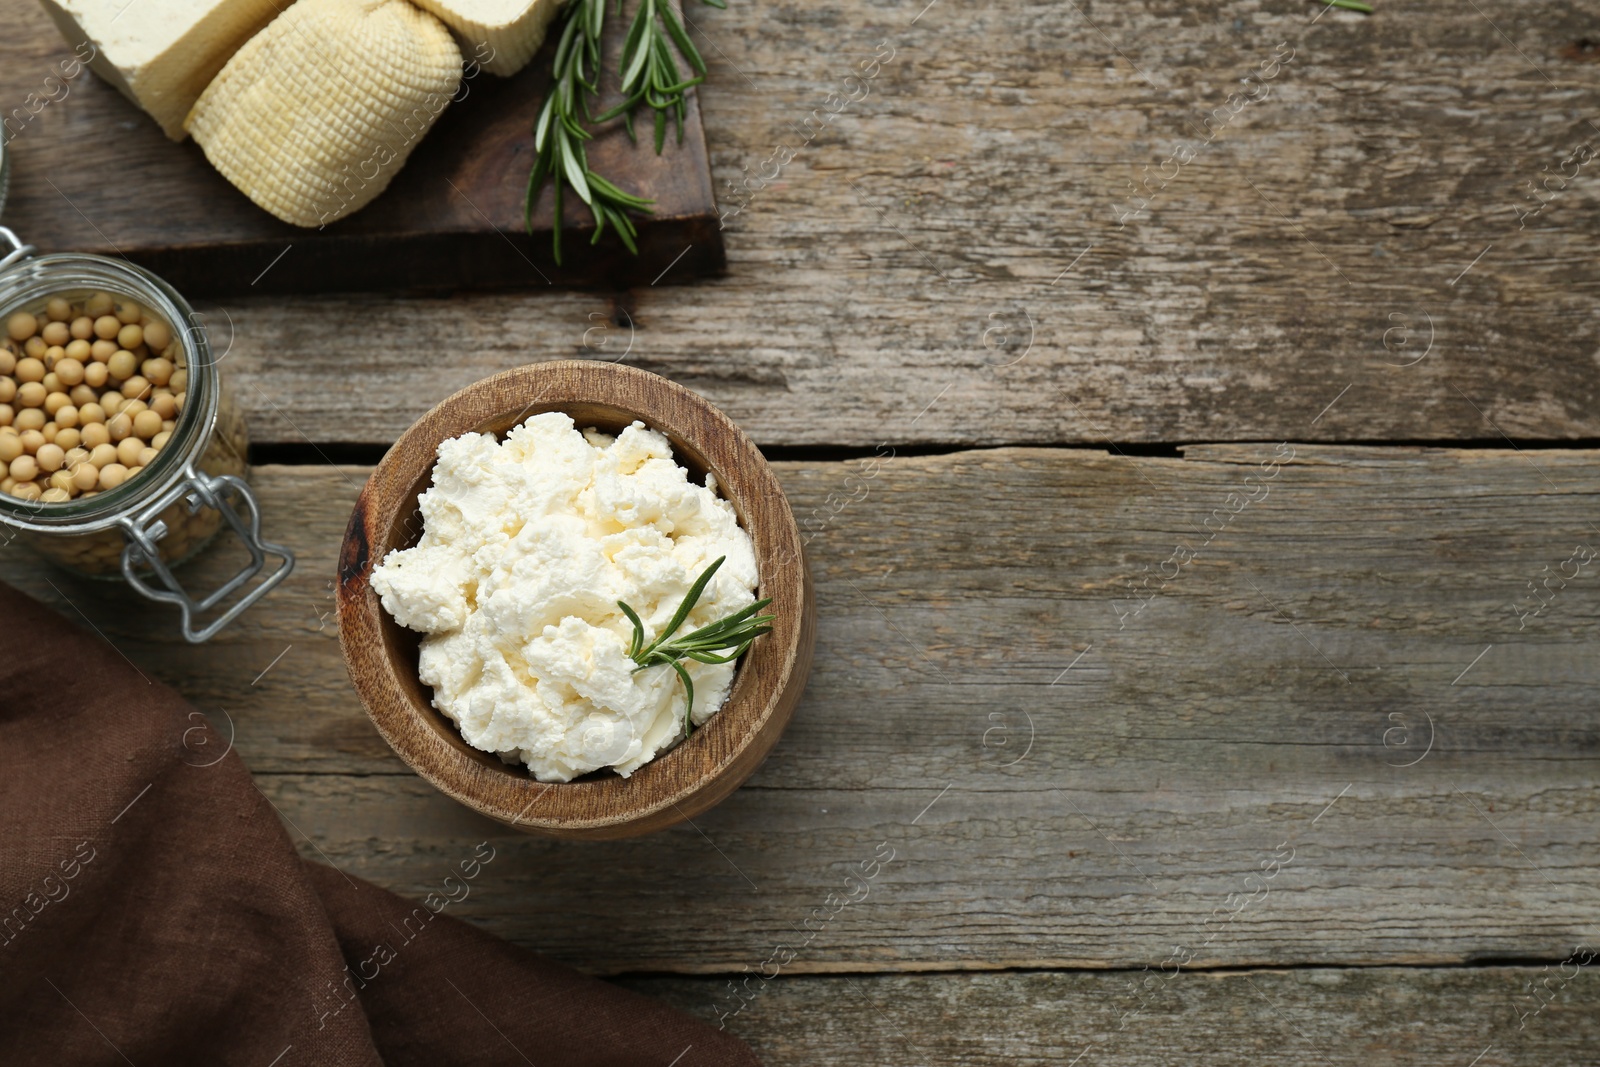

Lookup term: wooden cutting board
[0,0,723,296]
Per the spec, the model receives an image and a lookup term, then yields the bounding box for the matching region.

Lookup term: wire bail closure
[0,226,36,274]
[119,467,295,643]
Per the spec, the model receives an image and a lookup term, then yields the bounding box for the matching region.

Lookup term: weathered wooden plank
[625,966,1600,1066]
[5,0,1597,445]
[1,448,1595,973]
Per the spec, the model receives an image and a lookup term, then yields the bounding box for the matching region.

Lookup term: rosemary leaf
[618,556,775,736]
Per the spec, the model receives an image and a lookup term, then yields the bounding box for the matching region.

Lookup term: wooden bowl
[336,361,814,839]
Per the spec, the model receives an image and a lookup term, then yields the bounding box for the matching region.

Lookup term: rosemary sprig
[595,0,720,153]
[618,556,774,736]
[526,0,652,264]
[525,0,725,263]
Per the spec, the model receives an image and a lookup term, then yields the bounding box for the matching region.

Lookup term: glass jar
[0,225,293,641]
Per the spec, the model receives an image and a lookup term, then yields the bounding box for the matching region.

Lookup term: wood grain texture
[337,362,815,837]
[5,0,1597,1054]
[3,447,1595,973]
[4,0,1595,445]
[0,0,722,294]
[623,966,1600,1066]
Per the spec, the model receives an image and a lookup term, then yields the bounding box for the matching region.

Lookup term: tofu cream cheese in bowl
[369,412,761,784]
[337,361,815,839]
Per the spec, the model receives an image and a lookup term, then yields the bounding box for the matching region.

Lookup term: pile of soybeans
[1,293,187,503]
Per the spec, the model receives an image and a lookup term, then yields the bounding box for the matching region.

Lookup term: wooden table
[4,0,1599,1062]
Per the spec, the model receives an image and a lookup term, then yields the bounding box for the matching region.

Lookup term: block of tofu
[186,0,462,228]
[38,0,285,140]
[409,0,562,77]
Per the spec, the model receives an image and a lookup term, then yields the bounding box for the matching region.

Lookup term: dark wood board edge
[132,213,727,297]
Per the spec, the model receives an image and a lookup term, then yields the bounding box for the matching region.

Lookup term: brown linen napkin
[0,582,759,1067]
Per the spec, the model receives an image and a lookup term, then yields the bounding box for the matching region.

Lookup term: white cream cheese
[370,412,759,782]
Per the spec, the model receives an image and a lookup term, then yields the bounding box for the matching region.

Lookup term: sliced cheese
[409,0,562,77]
[186,0,462,228]
[38,0,285,140]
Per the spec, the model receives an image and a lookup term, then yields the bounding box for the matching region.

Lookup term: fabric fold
[0,582,758,1067]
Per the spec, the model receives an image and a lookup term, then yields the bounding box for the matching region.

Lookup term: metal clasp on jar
[119,464,294,642]
[0,226,36,273]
